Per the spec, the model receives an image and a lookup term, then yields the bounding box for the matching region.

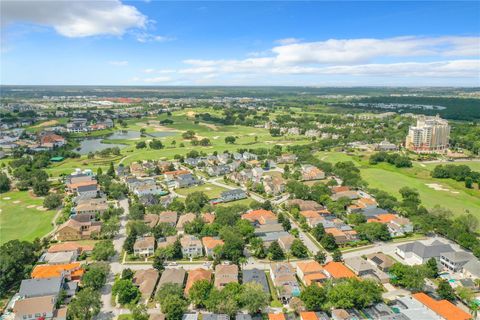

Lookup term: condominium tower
[405,115,450,153]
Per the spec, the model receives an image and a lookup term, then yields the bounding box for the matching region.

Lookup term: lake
[76,139,126,155]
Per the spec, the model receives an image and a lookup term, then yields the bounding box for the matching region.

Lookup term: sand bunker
[12,200,21,204]
[27,205,36,208]
[426,183,450,191]
[213,136,220,140]
[3,197,11,200]
[205,187,212,191]
[186,111,196,117]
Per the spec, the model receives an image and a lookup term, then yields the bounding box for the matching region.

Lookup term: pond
[76,139,126,155]
[108,130,141,140]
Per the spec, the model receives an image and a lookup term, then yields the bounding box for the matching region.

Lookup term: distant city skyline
[1,1,479,86]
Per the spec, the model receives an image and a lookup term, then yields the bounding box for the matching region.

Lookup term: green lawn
[421,160,480,172]
[360,166,480,218]
[0,191,57,244]
[175,183,228,199]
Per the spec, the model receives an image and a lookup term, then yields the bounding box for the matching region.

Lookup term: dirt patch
[33,120,58,128]
[425,183,450,192]
[186,111,196,118]
[199,122,218,131]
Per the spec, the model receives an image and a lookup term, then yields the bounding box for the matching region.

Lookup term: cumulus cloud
[172,36,480,80]
[109,60,128,66]
[142,76,172,83]
[1,0,146,37]
[275,37,302,45]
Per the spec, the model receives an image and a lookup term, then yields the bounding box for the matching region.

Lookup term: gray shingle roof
[19,276,63,298]
[242,268,269,294]
[397,240,454,259]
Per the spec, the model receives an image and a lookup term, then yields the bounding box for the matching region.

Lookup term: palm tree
[238,256,248,270]
[469,301,479,319]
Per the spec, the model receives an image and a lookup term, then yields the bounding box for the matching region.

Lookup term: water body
[76,139,126,155]
[75,130,176,154]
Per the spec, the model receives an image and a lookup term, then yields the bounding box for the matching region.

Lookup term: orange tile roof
[367,214,397,224]
[31,262,84,279]
[67,180,97,190]
[268,314,286,320]
[164,170,190,176]
[202,212,215,224]
[332,186,350,193]
[300,312,318,320]
[304,273,327,286]
[241,209,276,224]
[47,242,93,253]
[413,293,471,320]
[357,197,377,207]
[325,227,345,237]
[323,262,356,279]
[297,260,323,275]
[202,236,224,249]
[184,268,212,294]
[300,211,322,219]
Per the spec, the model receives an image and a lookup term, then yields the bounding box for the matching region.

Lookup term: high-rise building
[405,115,450,153]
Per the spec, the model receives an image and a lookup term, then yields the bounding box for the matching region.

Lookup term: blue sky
[1,1,479,86]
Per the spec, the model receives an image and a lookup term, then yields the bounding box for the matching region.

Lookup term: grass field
[0,191,57,244]
[361,165,480,218]
[422,160,480,172]
[316,151,480,219]
[175,183,228,199]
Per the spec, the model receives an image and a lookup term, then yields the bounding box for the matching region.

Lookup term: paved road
[97,199,130,319]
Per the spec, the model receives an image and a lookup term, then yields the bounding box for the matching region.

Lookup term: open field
[361,166,480,218]
[0,191,57,244]
[175,183,228,199]
[422,160,480,172]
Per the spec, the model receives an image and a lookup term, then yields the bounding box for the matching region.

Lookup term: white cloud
[109,60,128,66]
[275,37,302,45]
[1,0,146,37]
[135,32,175,43]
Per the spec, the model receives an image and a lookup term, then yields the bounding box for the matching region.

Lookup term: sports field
[0,191,57,245]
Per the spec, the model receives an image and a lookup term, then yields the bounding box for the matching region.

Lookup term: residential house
[268,314,286,320]
[202,237,224,257]
[348,197,378,213]
[207,165,231,177]
[278,234,296,251]
[242,209,277,225]
[276,154,297,164]
[40,251,77,265]
[412,292,471,320]
[164,170,191,181]
[185,268,212,295]
[440,251,475,272]
[13,295,57,320]
[343,257,385,281]
[134,236,156,257]
[396,240,454,265]
[157,268,186,291]
[47,242,93,255]
[40,133,65,148]
[203,314,229,320]
[76,184,99,199]
[55,219,102,241]
[296,261,327,286]
[263,175,285,195]
[463,259,480,279]
[331,309,356,320]
[144,214,160,228]
[269,262,300,302]
[259,231,291,247]
[214,264,238,289]
[301,165,325,181]
[133,269,159,303]
[254,223,285,236]
[130,162,148,177]
[288,199,324,212]
[242,269,269,294]
[331,190,360,201]
[325,227,358,244]
[220,189,247,202]
[31,263,84,281]
[157,236,177,249]
[74,197,108,215]
[366,253,395,272]
[202,212,215,224]
[159,211,178,227]
[19,277,63,298]
[387,217,414,236]
[180,235,203,258]
[323,262,356,279]
[177,213,197,233]
[173,173,202,189]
